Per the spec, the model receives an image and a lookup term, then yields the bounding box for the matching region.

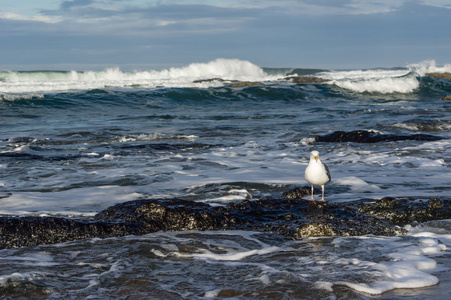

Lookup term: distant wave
[0,59,280,94]
[1,59,450,95]
[319,60,451,94]
[322,69,418,94]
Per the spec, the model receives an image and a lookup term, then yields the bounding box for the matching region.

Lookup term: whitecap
[0,59,280,94]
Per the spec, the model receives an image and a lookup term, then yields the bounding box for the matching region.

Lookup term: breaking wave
[1,58,450,95]
[0,59,278,94]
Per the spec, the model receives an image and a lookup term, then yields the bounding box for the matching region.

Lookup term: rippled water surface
[1,59,451,298]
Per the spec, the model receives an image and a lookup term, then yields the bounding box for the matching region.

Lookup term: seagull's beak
[314,156,318,161]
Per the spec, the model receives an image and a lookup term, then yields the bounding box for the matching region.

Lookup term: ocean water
[1,58,451,299]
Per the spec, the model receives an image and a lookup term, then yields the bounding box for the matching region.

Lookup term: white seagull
[304,150,331,201]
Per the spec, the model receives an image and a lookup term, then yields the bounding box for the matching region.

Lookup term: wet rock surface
[193,78,239,83]
[284,76,330,84]
[3,194,450,249]
[440,95,451,100]
[281,187,311,199]
[226,81,266,88]
[0,217,140,249]
[355,197,451,226]
[315,130,444,143]
[425,72,451,80]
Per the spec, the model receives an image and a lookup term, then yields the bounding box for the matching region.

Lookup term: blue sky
[1,0,450,70]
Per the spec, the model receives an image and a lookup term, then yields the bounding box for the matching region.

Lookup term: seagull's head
[310,150,320,161]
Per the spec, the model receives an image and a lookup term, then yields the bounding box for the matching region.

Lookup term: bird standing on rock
[304,150,331,201]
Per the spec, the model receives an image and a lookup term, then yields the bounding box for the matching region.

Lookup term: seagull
[304,150,331,201]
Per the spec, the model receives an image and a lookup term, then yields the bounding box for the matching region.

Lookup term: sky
[0,0,450,70]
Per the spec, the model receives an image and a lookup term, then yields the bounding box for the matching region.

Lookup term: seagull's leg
[320,185,326,202]
[310,185,314,200]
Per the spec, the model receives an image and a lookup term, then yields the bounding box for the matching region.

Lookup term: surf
[1,59,450,95]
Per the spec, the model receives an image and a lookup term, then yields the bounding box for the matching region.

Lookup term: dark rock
[193,78,225,83]
[193,78,239,83]
[440,95,451,101]
[425,72,451,80]
[226,81,266,88]
[355,197,451,226]
[284,76,330,84]
[118,142,218,151]
[2,196,449,249]
[95,198,229,231]
[315,130,444,143]
[221,199,404,238]
[1,198,409,249]
[0,217,140,249]
[281,187,311,199]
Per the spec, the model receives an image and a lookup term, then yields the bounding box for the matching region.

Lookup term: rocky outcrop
[281,187,311,199]
[440,95,451,101]
[222,199,403,238]
[315,130,444,143]
[1,196,450,249]
[226,81,266,88]
[425,72,451,80]
[193,78,239,83]
[0,217,139,249]
[355,197,451,226]
[284,76,330,84]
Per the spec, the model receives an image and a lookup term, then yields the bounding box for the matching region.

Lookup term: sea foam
[322,68,419,94]
[408,60,451,76]
[2,59,450,94]
[0,59,275,94]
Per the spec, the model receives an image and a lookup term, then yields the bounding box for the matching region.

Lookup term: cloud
[0,12,62,23]
[175,0,408,15]
[1,0,450,70]
[61,0,95,10]
[420,0,451,8]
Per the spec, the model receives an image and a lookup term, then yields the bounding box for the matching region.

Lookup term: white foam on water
[318,60,451,94]
[3,59,447,95]
[0,252,58,267]
[1,229,449,298]
[331,232,448,295]
[0,58,279,94]
[0,186,143,217]
[189,246,281,261]
[333,176,381,192]
[322,68,419,93]
[0,272,45,286]
[143,230,450,297]
[334,76,419,94]
[408,60,451,77]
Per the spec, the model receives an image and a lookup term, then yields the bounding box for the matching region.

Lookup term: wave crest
[408,60,451,76]
[1,59,450,95]
[0,59,273,94]
[333,76,419,94]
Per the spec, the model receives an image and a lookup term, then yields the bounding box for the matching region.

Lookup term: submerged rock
[284,76,330,84]
[315,130,444,143]
[440,95,451,101]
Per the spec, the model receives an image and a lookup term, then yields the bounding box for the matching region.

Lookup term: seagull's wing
[323,163,331,182]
